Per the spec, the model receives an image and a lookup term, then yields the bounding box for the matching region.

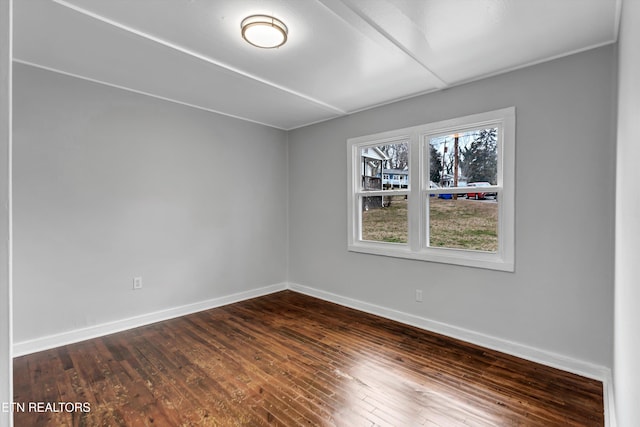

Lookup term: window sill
[347,243,514,272]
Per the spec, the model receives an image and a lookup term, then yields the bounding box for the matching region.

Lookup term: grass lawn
[361,196,498,252]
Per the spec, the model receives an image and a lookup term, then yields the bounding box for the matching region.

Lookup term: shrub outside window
[347,107,515,271]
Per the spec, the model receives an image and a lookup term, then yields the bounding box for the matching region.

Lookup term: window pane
[428,128,498,189]
[361,195,408,243]
[360,142,409,191]
[428,196,498,252]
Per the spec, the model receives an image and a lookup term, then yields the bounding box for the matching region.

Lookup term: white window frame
[347,107,515,272]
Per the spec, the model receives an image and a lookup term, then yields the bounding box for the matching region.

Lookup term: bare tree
[379,143,408,170]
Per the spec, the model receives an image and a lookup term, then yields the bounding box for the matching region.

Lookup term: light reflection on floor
[332,356,503,426]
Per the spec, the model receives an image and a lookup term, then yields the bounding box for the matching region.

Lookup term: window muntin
[347,107,515,271]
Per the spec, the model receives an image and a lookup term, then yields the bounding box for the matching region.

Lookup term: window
[347,107,515,271]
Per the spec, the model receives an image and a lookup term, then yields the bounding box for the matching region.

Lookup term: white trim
[12,59,290,131]
[11,279,613,379]
[51,0,345,116]
[604,369,617,427]
[288,282,612,389]
[613,0,622,42]
[11,280,615,425]
[292,281,615,426]
[347,107,515,272]
[317,0,447,89]
[12,282,287,357]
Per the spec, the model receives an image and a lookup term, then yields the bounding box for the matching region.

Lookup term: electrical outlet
[133,276,143,290]
[415,289,423,302]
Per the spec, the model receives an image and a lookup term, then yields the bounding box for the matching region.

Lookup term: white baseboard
[287,282,615,426]
[12,281,615,426]
[604,370,617,427]
[12,282,287,357]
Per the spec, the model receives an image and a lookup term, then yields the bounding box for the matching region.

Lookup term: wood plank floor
[13,290,604,426]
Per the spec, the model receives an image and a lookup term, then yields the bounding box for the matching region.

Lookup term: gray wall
[13,63,288,342]
[615,0,640,425]
[12,45,617,372]
[288,45,616,367]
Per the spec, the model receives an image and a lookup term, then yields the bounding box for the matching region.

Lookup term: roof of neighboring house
[361,147,389,161]
[384,168,408,175]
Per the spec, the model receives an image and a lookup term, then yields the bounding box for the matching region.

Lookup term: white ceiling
[13,0,620,130]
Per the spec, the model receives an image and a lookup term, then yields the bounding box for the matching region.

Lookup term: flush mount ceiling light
[241,14,288,49]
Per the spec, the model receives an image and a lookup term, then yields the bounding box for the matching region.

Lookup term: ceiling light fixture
[241,14,288,49]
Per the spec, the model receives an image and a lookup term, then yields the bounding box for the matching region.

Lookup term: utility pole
[442,142,447,184]
[453,134,459,199]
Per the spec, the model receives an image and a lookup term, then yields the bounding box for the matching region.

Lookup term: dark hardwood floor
[13,290,604,426]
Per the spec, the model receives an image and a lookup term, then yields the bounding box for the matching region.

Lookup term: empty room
[1,0,639,426]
